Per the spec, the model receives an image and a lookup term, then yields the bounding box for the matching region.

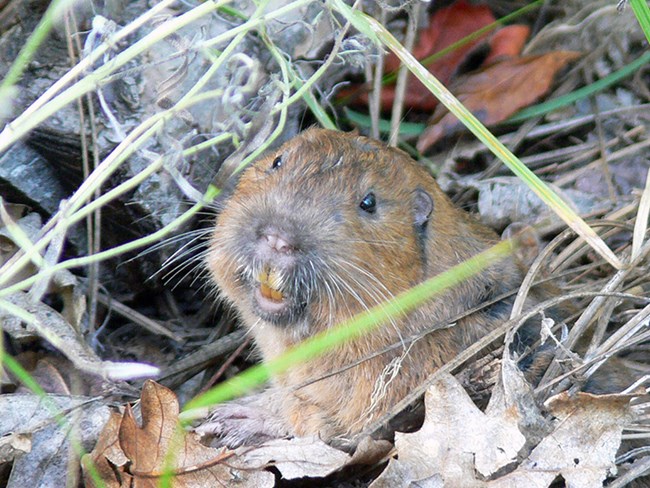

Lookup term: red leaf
[341,0,499,111]
[483,25,530,64]
[416,51,581,152]
[384,0,495,83]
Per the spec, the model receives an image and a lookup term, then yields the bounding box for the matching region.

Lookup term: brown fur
[205,128,530,441]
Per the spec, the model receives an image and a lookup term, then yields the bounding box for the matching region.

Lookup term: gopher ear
[413,188,433,228]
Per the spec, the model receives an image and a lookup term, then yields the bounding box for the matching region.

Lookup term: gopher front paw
[194,394,292,448]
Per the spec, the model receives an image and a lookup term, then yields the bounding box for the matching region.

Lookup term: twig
[389,1,421,146]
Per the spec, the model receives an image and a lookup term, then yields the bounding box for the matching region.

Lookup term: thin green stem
[0,0,230,153]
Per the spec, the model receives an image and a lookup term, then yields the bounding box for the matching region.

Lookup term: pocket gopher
[203,128,536,444]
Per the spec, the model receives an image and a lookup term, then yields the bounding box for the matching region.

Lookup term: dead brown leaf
[0,433,31,464]
[373,459,445,488]
[85,381,360,486]
[483,25,531,65]
[379,0,496,111]
[82,380,273,488]
[348,435,393,466]
[14,355,71,395]
[417,51,581,151]
[82,411,130,488]
[340,1,532,112]
[1,394,110,487]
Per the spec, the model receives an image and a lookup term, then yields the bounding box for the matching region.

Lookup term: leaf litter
[82,375,642,487]
[83,381,352,487]
[343,0,581,149]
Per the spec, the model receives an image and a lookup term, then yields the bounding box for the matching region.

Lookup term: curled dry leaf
[371,373,524,487]
[348,435,394,466]
[379,0,495,111]
[373,461,445,488]
[14,355,72,395]
[417,51,581,151]
[381,21,530,111]
[0,394,110,487]
[485,355,547,447]
[383,0,493,76]
[470,176,607,229]
[488,391,634,488]
[0,433,31,464]
[82,380,274,488]
[370,373,636,488]
[483,25,531,65]
[82,411,131,487]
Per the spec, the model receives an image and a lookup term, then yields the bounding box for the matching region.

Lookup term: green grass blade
[630,0,650,44]
[0,0,74,90]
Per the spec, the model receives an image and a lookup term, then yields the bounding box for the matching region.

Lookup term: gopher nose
[263,232,295,254]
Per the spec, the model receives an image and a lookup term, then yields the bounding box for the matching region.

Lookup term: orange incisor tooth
[260,282,272,299]
[259,267,283,301]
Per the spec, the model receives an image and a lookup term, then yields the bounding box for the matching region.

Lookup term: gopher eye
[359,192,377,214]
[271,155,283,170]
